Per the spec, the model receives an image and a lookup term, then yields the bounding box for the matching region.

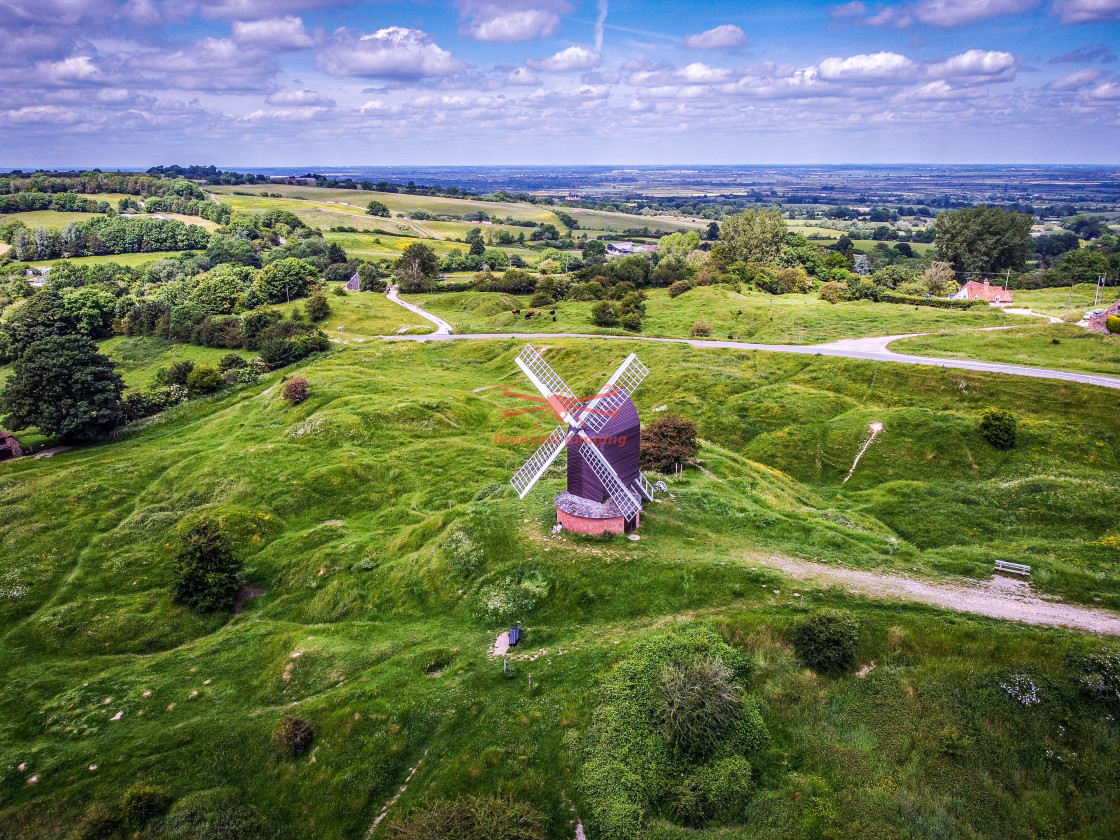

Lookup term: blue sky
[2,0,1119,167]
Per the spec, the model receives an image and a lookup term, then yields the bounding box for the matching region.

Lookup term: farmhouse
[952,278,1014,304]
[1084,298,1120,334]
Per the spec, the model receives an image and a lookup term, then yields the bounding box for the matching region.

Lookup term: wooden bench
[509,622,521,647]
[995,560,1031,577]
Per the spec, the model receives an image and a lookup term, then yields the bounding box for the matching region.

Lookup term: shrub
[158,359,195,386]
[305,293,331,321]
[569,281,605,301]
[274,716,314,755]
[1068,649,1120,709]
[591,300,620,327]
[71,804,120,840]
[122,782,172,825]
[668,280,692,298]
[818,281,851,304]
[1107,314,1120,334]
[218,353,247,373]
[477,572,549,622]
[170,517,243,613]
[793,609,859,675]
[658,656,744,761]
[689,320,712,337]
[620,311,643,332]
[978,407,1017,449]
[444,527,482,578]
[281,376,309,405]
[186,364,223,396]
[641,413,699,471]
[529,291,554,307]
[387,796,546,840]
[670,756,754,828]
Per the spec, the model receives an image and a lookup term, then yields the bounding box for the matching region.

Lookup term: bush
[305,293,331,321]
[121,384,187,421]
[1107,314,1120,334]
[282,376,309,405]
[668,280,693,298]
[591,300,620,327]
[387,796,546,840]
[186,364,223,396]
[529,291,554,307]
[122,782,172,825]
[879,291,984,309]
[274,716,314,755]
[978,407,1017,449]
[818,281,850,304]
[477,572,549,622]
[689,320,712,337]
[170,517,243,613]
[1068,649,1120,709]
[71,804,120,840]
[658,656,744,761]
[641,413,699,471]
[670,756,754,828]
[793,610,859,675]
[620,311,643,332]
[218,352,247,373]
[160,359,195,386]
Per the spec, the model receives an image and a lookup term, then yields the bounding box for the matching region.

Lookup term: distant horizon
[6,163,1120,173]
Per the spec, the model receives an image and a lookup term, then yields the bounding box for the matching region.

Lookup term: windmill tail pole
[843,422,883,484]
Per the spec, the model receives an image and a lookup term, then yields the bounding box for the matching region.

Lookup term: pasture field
[97,337,255,390]
[274,289,434,340]
[28,251,192,269]
[1010,283,1113,321]
[890,323,1120,378]
[1,338,1119,839]
[410,285,1028,344]
[850,239,936,255]
[0,210,110,230]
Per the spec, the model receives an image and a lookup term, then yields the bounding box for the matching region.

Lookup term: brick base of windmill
[555,491,636,535]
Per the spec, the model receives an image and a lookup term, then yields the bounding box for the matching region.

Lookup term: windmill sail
[576,354,649,434]
[510,425,569,499]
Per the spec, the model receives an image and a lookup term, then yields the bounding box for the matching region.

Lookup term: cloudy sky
[2,0,1119,167]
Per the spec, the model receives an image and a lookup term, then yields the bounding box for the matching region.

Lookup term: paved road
[388,328,1120,391]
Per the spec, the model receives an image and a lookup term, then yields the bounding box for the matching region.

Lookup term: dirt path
[752,553,1120,635]
[384,285,452,335]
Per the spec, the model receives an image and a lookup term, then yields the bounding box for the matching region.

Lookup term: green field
[1,338,1119,838]
[851,239,936,255]
[1,210,108,230]
[274,289,434,340]
[1009,283,1113,321]
[410,285,1029,343]
[29,251,192,269]
[97,337,255,390]
[890,323,1120,377]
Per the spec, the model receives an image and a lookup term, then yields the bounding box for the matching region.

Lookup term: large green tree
[396,243,440,292]
[0,335,124,440]
[253,258,317,303]
[934,206,1033,274]
[719,209,788,263]
[1,289,76,353]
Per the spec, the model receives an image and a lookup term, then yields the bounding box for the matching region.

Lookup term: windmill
[507,345,660,535]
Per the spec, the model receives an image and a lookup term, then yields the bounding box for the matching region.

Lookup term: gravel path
[756,553,1120,635]
[385,285,452,335]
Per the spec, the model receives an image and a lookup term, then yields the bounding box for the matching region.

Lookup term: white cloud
[507,66,540,85]
[831,1,869,17]
[1088,80,1120,99]
[1052,0,1120,23]
[913,0,1040,27]
[266,88,335,106]
[904,80,988,100]
[232,16,315,51]
[2,104,83,125]
[629,62,738,87]
[817,51,918,81]
[926,49,1016,80]
[458,0,573,42]
[684,24,746,49]
[316,27,465,79]
[1047,68,1105,89]
[526,45,601,72]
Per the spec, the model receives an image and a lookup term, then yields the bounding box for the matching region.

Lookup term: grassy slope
[275,290,434,340]
[411,285,1027,343]
[97,337,255,390]
[1010,283,1115,321]
[28,251,192,269]
[891,323,1120,377]
[0,340,1119,838]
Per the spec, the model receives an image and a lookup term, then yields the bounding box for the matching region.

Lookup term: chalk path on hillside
[752,553,1120,635]
[378,290,1120,388]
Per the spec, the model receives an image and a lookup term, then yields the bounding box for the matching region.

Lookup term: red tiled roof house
[951,278,1014,304]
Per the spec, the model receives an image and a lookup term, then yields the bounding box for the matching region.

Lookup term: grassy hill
[1,338,1119,839]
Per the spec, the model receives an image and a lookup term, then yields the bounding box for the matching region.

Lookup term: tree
[255,258,317,303]
[0,335,124,440]
[396,243,440,292]
[1,289,76,353]
[590,300,620,327]
[641,413,699,470]
[305,293,331,321]
[719,209,787,263]
[934,206,1032,274]
[62,288,116,338]
[357,261,387,292]
[917,261,958,297]
[704,221,720,241]
[189,264,254,316]
[659,231,701,262]
[582,239,607,264]
[366,200,390,217]
[169,517,243,613]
